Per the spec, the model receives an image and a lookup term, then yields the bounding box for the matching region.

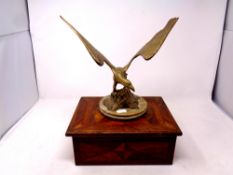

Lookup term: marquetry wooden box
[66,97,182,165]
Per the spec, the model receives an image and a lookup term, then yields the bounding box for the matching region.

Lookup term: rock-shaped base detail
[99,88,147,120]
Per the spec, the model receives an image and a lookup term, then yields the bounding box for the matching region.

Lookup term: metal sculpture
[60,16,178,120]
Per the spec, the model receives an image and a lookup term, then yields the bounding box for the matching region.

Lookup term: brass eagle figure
[60,16,178,120]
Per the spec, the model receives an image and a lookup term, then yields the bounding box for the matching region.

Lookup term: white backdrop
[28,0,226,99]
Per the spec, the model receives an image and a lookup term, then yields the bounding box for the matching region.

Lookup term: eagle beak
[129,84,135,91]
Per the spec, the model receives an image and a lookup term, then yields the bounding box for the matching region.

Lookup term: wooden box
[66,97,182,165]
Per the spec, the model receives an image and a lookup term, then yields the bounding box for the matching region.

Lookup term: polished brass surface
[99,95,147,120]
[60,16,178,119]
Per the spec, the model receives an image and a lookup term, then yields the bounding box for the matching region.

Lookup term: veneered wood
[66,97,182,165]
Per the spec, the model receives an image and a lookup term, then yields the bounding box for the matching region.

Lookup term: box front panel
[72,137,176,165]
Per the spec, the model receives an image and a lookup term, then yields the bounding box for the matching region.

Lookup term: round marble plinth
[99,95,147,120]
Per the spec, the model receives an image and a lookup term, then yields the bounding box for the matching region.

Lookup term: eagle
[60,16,178,93]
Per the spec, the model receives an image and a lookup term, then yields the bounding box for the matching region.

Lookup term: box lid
[66,97,182,138]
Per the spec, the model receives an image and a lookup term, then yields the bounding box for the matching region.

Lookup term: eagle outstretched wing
[60,16,115,69]
[124,17,178,71]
